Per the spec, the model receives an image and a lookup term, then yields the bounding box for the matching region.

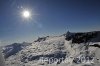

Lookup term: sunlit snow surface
[2,34,100,66]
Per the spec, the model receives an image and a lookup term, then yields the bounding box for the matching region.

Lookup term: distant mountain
[2,42,31,58]
[2,31,100,66]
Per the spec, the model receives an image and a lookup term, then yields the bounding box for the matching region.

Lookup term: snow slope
[2,31,100,66]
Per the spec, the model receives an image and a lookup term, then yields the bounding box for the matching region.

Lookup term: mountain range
[2,31,100,66]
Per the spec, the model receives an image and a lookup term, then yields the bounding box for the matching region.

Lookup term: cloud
[0,40,5,46]
[0,40,5,66]
[0,41,1,45]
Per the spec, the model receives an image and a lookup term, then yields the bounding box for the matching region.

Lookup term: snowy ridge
[2,31,100,66]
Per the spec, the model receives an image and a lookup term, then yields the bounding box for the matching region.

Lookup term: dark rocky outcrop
[65,31,99,43]
[90,44,100,48]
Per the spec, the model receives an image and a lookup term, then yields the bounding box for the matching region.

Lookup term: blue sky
[0,0,100,45]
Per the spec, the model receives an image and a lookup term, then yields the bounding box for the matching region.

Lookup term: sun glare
[22,10,31,18]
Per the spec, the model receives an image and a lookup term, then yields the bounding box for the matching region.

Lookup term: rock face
[2,31,100,66]
[65,31,99,43]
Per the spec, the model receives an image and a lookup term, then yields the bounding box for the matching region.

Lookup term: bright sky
[0,0,100,45]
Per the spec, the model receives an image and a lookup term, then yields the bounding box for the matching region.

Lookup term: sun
[22,10,31,18]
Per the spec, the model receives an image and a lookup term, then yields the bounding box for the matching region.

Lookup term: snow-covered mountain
[2,31,100,66]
